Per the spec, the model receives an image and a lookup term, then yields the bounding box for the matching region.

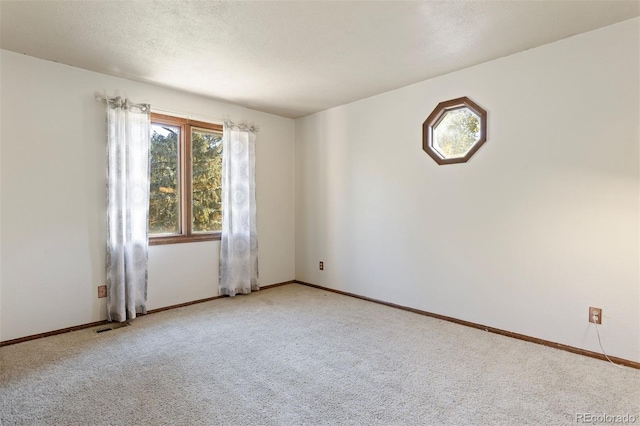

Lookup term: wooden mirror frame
[422,96,487,165]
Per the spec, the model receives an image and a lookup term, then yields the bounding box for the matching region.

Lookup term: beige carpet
[1,284,638,425]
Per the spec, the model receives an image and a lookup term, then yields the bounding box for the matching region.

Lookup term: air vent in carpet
[95,322,130,334]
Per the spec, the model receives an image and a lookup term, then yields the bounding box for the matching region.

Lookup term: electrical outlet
[319,261,324,271]
[98,285,107,299]
[589,307,602,324]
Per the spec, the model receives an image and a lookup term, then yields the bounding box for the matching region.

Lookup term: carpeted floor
[1,283,638,425]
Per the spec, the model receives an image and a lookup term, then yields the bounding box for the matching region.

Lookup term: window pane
[149,123,180,234]
[433,108,481,159]
[192,127,223,233]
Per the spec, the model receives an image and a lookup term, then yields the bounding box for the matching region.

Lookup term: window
[423,97,487,165]
[149,113,223,245]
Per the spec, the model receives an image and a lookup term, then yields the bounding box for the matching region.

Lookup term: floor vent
[95,322,130,334]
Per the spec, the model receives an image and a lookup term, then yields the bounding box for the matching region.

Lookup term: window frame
[149,112,224,245]
[422,96,487,165]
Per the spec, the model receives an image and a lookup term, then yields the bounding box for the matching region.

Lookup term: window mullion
[180,123,189,237]
[184,124,193,237]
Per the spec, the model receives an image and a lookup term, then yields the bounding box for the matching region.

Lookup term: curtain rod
[94,94,149,111]
[94,93,254,130]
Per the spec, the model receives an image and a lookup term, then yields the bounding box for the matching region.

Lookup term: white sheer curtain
[220,121,259,296]
[106,96,151,322]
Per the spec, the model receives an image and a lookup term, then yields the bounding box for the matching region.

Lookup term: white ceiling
[1,1,639,118]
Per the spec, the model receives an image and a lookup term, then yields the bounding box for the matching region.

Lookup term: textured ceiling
[1,1,639,118]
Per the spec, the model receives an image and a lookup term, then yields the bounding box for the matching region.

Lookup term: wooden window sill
[149,232,222,246]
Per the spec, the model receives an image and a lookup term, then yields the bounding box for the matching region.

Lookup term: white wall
[0,51,296,341]
[295,19,640,362]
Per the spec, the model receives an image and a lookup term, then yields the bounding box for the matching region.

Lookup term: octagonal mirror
[423,97,487,165]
